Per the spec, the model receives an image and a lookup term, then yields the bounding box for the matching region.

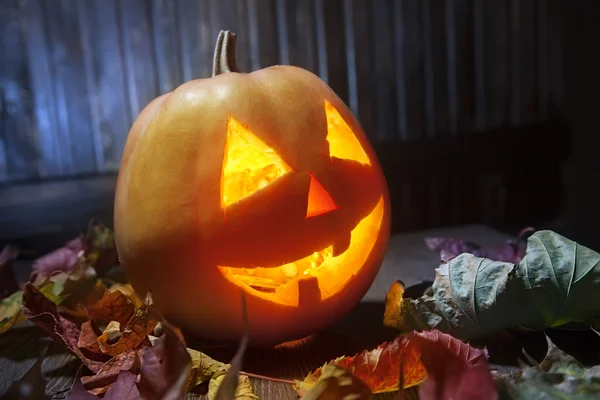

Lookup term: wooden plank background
[0,0,566,184]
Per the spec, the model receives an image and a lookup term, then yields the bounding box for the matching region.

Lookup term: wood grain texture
[0,0,38,182]
[77,0,131,172]
[0,225,512,399]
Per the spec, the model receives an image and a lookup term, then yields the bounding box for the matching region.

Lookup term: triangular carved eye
[324,100,371,165]
[305,172,338,218]
[221,116,293,208]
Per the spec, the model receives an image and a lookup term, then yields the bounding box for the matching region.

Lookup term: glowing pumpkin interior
[218,100,384,306]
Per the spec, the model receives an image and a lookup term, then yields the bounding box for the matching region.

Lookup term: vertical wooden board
[19,0,68,177]
[42,0,97,175]
[177,0,212,80]
[397,0,426,140]
[422,0,449,137]
[274,0,290,65]
[322,0,349,106]
[546,0,565,117]
[314,0,328,82]
[342,0,358,116]
[483,0,509,129]
[349,0,375,138]
[0,0,38,182]
[78,0,130,172]
[289,0,319,73]
[370,0,397,141]
[151,0,183,94]
[446,0,475,135]
[509,0,538,125]
[118,0,159,126]
[208,0,250,72]
[472,0,486,130]
[247,0,279,70]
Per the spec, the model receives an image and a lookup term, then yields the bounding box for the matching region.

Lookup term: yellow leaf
[108,283,143,309]
[299,364,373,400]
[0,291,26,334]
[185,347,230,390]
[208,373,259,400]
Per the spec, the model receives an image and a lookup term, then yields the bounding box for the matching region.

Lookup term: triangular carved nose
[305,172,339,218]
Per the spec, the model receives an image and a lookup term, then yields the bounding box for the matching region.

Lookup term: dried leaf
[108,283,143,309]
[103,370,141,400]
[298,364,373,400]
[138,320,191,400]
[78,320,103,355]
[0,354,50,400]
[0,245,19,299]
[186,348,229,390]
[97,293,158,356]
[387,230,600,341]
[296,334,426,396]
[67,366,98,400]
[81,348,143,396]
[209,374,259,400]
[409,330,496,400]
[30,238,86,284]
[87,288,135,326]
[495,334,600,398]
[0,290,26,334]
[22,283,106,373]
[214,292,250,400]
[425,227,534,264]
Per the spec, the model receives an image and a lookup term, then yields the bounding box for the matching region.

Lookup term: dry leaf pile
[1,224,600,399]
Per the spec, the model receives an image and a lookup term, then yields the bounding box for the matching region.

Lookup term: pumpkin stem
[212,30,241,76]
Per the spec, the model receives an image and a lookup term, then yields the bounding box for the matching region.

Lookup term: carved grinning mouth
[219,244,334,292]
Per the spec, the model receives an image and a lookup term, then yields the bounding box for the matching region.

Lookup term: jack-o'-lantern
[114,30,391,346]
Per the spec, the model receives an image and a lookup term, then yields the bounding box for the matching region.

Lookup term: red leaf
[297,336,427,395]
[22,283,107,372]
[409,330,497,400]
[30,243,84,284]
[138,320,191,400]
[103,371,141,400]
[81,348,143,396]
[78,320,103,355]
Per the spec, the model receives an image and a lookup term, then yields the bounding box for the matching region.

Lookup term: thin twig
[239,371,296,385]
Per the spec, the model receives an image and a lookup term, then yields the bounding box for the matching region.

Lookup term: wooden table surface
[0,224,513,399]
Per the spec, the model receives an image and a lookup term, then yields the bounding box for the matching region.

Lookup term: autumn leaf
[81,348,143,395]
[295,335,427,396]
[87,288,135,326]
[0,245,19,299]
[22,283,107,373]
[30,237,87,285]
[409,330,496,400]
[186,347,230,390]
[1,279,71,336]
[103,370,142,399]
[0,290,27,334]
[386,230,600,341]
[107,283,143,309]
[78,320,103,355]
[425,227,534,264]
[298,364,373,400]
[97,292,158,356]
[494,334,600,398]
[138,319,191,400]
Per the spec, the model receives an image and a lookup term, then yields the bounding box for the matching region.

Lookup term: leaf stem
[239,371,295,385]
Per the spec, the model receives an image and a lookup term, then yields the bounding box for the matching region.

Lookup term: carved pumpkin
[114,31,391,346]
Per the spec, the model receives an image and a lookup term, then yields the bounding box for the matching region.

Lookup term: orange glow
[324,100,371,165]
[306,173,338,218]
[221,116,292,208]
[218,196,385,306]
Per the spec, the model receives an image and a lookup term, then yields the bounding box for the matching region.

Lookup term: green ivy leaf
[385,230,600,340]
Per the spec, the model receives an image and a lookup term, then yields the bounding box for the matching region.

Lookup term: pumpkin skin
[114,31,391,346]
